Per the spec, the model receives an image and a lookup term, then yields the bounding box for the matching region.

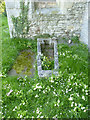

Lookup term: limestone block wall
[5,0,88,45]
[28,2,86,38]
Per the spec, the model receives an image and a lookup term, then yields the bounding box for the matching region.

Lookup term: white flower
[85,90,88,93]
[40,116,44,118]
[54,104,56,106]
[58,99,60,103]
[68,88,72,91]
[34,83,42,90]
[82,89,84,92]
[69,97,73,101]
[63,53,65,56]
[79,103,81,107]
[82,96,85,100]
[71,102,74,107]
[76,93,79,97]
[36,108,40,114]
[74,107,77,111]
[71,76,73,80]
[66,89,68,93]
[73,82,77,85]
[81,107,85,110]
[20,115,22,118]
[13,108,15,111]
[53,91,56,94]
[6,89,13,96]
[84,85,87,89]
[23,102,25,105]
[68,40,72,44]
[84,110,86,112]
[15,106,17,109]
[75,103,77,106]
[43,90,45,93]
[35,94,39,98]
[50,80,54,83]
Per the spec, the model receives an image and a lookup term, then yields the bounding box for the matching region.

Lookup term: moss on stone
[13,50,34,75]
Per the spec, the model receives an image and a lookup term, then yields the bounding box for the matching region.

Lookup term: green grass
[1,15,88,119]
[1,14,37,75]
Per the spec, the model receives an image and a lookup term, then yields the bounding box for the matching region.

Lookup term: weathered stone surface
[5,0,88,45]
[37,38,59,77]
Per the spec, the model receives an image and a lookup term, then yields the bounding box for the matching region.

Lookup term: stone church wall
[5,0,88,44]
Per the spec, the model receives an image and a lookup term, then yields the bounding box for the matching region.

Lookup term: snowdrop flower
[34,83,42,90]
[69,97,73,101]
[74,107,77,111]
[82,96,85,100]
[50,79,54,83]
[84,85,87,89]
[68,40,72,44]
[53,91,56,94]
[68,88,72,91]
[75,103,77,106]
[20,115,22,118]
[85,90,88,93]
[15,106,17,109]
[66,89,68,93]
[76,93,79,97]
[71,102,74,107]
[63,53,65,56]
[84,110,86,112]
[40,116,44,118]
[71,76,73,80]
[58,100,60,103]
[35,94,39,98]
[13,108,15,111]
[43,90,45,93]
[82,89,84,92]
[36,108,40,114]
[6,89,13,96]
[23,102,25,105]
[79,84,82,86]
[81,107,85,110]
[79,103,81,107]
[54,104,56,106]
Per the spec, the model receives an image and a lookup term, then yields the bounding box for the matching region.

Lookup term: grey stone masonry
[5,0,89,45]
[37,37,59,77]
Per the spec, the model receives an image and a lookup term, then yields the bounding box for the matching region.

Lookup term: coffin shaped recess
[37,38,59,77]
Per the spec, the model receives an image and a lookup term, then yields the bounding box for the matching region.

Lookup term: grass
[1,14,88,119]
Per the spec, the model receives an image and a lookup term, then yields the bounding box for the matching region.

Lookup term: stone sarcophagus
[37,37,59,77]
